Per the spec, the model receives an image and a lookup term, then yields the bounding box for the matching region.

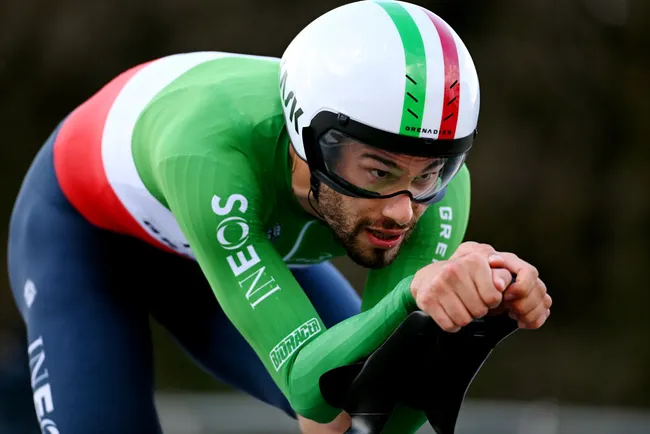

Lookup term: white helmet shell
[280,0,480,161]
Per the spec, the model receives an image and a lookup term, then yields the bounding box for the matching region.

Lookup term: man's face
[317,146,438,268]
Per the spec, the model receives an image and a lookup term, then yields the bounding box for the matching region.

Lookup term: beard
[316,184,418,269]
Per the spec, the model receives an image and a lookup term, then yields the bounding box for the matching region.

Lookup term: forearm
[287,275,417,422]
[155,153,421,423]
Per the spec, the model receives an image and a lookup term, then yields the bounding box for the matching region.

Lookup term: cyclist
[7,1,551,433]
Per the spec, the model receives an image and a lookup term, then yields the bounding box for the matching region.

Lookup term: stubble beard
[317,185,417,269]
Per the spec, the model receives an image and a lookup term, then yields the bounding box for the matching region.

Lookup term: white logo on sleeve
[270,318,322,371]
[24,279,37,308]
[41,419,60,434]
[28,336,59,433]
[212,193,283,309]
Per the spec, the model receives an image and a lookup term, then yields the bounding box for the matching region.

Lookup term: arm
[154,152,418,421]
[133,72,459,422]
[360,165,471,434]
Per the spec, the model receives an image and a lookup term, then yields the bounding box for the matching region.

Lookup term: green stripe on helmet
[376,1,427,137]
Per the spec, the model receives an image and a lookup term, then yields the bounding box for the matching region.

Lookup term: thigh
[149,260,361,418]
[145,253,299,416]
[7,134,160,434]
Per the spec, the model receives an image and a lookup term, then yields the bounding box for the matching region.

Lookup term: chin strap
[308,174,326,220]
[309,173,321,200]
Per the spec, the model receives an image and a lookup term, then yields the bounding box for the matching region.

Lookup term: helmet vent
[405,75,421,119]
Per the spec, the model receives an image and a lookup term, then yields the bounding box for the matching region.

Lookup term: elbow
[283,354,341,424]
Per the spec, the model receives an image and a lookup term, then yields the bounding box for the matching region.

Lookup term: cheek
[352,198,383,218]
[413,204,428,219]
[339,198,376,227]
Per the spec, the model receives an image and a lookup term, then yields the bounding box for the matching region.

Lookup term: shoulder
[439,163,471,213]
[411,164,471,260]
[448,163,471,194]
[134,53,285,160]
[144,52,282,110]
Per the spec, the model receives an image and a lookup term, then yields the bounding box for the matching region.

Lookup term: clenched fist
[411,242,551,332]
[496,252,552,329]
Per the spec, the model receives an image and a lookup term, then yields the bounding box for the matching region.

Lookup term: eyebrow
[424,160,445,172]
[360,153,399,169]
[360,152,444,173]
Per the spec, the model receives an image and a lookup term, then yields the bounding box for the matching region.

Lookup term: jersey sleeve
[356,166,471,433]
[154,150,422,422]
[141,89,422,422]
[362,165,472,311]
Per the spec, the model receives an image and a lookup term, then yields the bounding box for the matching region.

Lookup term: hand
[298,412,351,434]
[452,242,514,295]
[497,252,552,329]
[411,242,513,332]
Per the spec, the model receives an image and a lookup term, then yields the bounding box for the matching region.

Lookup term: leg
[7,132,161,434]
[148,260,361,418]
[290,262,362,328]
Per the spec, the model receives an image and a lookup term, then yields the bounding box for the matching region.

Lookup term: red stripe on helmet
[423,10,460,139]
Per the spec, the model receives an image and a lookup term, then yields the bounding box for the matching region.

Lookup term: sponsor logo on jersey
[24,279,37,308]
[432,206,453,262]
[270,318,322,371]
[266,223,282,242]
[41,419,60,434]
[142,219,194,257]
[29,336,60,434]
[212,193,282,309]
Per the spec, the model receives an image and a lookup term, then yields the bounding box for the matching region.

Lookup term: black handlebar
[320,311,519,434]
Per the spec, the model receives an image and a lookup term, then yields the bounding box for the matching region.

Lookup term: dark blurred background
[1,0,649,432]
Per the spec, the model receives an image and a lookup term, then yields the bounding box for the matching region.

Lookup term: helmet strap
[307,174,326,220]
[309,173,321,201]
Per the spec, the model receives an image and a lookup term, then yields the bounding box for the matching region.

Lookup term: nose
[381,194,414,226]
